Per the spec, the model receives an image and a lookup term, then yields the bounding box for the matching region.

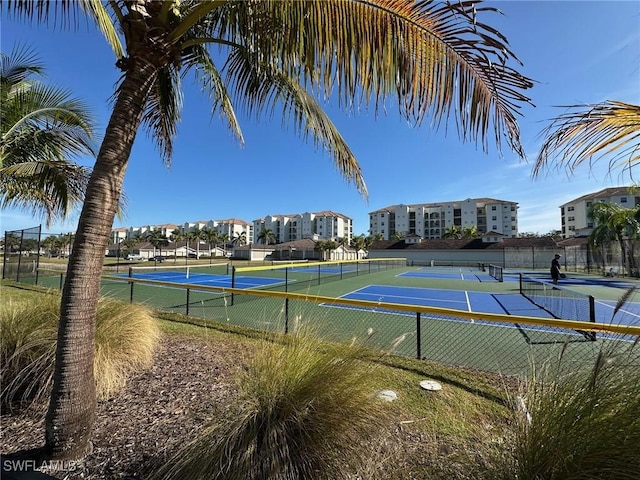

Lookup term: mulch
[1,335,244,480]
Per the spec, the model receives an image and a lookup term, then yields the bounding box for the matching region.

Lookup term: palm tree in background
[190,226,202,259]
[200,226,218,257]
[232,231,247,247]
[588,201,640,276]
[145,228,169,259]
[257,227,276,245]
[443,225,463,239]
[0,44,96,226]
[169,228,183,260]
[533,101,639,182]
[4,0,534,461]
[462,225,480,238]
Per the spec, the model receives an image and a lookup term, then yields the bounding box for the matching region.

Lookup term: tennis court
[398,269,496,282]
[122,264,285,290]
[330,284,640,333]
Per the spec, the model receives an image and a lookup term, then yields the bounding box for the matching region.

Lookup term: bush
[152,329,390,480]
[1,292,161,410]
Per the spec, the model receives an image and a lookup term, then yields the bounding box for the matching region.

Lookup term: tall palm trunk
[44,58,158,460]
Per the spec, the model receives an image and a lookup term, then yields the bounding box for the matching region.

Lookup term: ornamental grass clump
[1,292,161,410]
[494,288,640,479]
[153,329,390,480]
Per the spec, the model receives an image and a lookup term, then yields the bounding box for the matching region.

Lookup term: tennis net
[128,262,229,279]
[233,258,406,293]
[519,274,595,324]
[488,264,504,282]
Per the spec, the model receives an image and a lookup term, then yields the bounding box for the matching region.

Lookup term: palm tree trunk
[43,59,157,460]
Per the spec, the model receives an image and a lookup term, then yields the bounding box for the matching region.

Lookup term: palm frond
[0,159,90,224]
[216,0,534,158]
[534,101,640,181]
[184,42,244,146]
[4,0,124,58]
[141,65,183,166]
[224,47,367,196]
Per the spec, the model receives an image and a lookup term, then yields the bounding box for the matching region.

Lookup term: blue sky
[1,1,639,237]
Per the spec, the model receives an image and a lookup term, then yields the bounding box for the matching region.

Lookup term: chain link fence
[2,225,41,284]
[28,270,639,379]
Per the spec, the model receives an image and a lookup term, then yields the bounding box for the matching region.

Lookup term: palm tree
[145,229,169,259]
[232,231,247,247]
[0,44,96,226]
[350,234,367,259]
[200,226,218,257]
[443,225,463,239]
[190,226,202,259]
[588,201,640,275]
[462,225,480,238]
[169,228,183,261]
[533,101,639,182]
[5,0,533,461]
[41,235,62,257]
[257,227,276,245]
[121,236,138,258]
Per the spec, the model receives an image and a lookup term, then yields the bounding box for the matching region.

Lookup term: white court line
[464,290,472,312]
[595,299,640,324]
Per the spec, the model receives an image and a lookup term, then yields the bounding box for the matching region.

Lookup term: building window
[492,225,497,230]
[567,206,575,211]
[621,197,628,203]
[492,216,497,221]
[491,206,497,211]
[568,216,575,221]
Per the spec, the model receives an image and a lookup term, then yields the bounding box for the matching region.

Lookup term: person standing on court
[550,253,562,284]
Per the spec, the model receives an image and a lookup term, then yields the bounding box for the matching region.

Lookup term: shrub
[493,290,640,479]
[152,329,390,480]
[1,293,161,410]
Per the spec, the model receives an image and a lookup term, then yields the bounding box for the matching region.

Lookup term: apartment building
[369,198,519,240]
[109,223,180,244]
[110,219,252,245]
[252,211,353,244]
[182,218,252,243]
[560,186,639,238]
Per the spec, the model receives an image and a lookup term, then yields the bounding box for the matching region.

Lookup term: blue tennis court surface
[121,271,283,289]
[333,285,640,328]
[398,270,496,282]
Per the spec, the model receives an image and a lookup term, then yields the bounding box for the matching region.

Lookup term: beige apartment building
[369,198,519,240]
[252,211,353,244]
[560,186,639,238]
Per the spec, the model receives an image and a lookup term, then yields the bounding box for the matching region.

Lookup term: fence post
[285,298,289,334]
[186,288,190,316]
[416,312,422,359]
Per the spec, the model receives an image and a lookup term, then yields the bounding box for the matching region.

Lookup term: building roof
[369,198,518,214]
[561,186,636,206]
[215,218,251,225]
[370,236,558,251]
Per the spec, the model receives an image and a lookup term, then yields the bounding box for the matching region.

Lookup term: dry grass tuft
[151,327,391,480]
[1,293,161,410]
